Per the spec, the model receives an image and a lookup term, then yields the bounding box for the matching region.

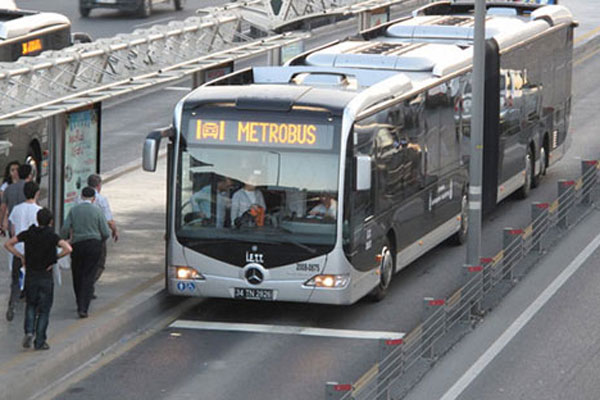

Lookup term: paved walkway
[0,157,193,400]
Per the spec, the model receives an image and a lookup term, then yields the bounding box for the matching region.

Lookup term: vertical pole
[581,160,598,204]
[377,338,403,400]
[502,228,523,281]
[422,297,445,360]
[531,202,549,253]
[192,70,205,89]
[466,0,486,267]
[557,180,575,229]
[461,265,483,319]
[325,383,352,400]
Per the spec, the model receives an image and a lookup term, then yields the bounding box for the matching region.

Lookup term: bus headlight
[174,266,204,280]
[304,274,349,288]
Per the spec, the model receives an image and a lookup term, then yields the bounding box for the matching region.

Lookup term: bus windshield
[175,109,341,262]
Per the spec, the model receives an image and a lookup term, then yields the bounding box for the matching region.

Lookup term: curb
[2,283,201,400]
[574,31,600,60]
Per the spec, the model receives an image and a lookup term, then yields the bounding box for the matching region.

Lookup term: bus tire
[79,6,91,17]
[137,0,151,18]
[518,148,533,199]
[174,0,184,11]
[369,240,394,302]
[450,191,468,245]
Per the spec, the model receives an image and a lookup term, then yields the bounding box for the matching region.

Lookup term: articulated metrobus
[143,1,575,304]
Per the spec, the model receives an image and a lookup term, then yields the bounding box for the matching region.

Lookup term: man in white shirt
[5,182,41,321]
[87,174,118,298]
[309,193,337,219]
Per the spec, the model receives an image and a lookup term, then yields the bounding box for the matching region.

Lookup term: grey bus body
[143,1,575,304]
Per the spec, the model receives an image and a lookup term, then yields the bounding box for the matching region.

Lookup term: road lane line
[440,231,600,400]
[170,320,405,340]
[165,86,190,92]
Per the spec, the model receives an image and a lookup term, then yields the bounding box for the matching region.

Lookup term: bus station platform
[0,156,199,400]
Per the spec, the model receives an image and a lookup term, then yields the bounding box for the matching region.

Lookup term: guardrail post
[581,160,598,205]
[502,228,523,281]
[267,48,281,66]
[558,180,576,229]
[377,338,403,400]
[531,202,550,253]
[326,382,352,400]
[422,297,445,360]
[480,257,494,295]
[461,265,483,320]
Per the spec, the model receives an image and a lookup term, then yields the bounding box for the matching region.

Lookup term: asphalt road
[15,0,225,39]
[46,7,600,400]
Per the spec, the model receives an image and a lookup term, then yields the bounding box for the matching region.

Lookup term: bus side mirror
[355,155,371,191]
[143,126,173,172]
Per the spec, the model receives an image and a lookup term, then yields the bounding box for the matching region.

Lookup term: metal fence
[325,160,600,400]
[0,0,423,124]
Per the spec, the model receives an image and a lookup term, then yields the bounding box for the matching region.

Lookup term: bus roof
[0,9,70,40]
[184,84,357,116]
[293,1,573,81]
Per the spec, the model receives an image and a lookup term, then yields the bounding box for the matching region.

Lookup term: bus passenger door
[343,127,380,274]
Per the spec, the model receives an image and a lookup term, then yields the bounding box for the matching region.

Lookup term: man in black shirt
[4,208,71,350]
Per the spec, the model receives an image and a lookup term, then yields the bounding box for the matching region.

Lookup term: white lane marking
[170,320,405,340]
[133,16,175,28]
[165,86,190,92]
[441,231,600,400]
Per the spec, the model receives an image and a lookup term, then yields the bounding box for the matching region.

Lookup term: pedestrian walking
[4,208,72,350]
[1,164,33,233]
[5,182,41,321]
[0,161,20,229]
[86,174,118,298]
[60,186,110,318]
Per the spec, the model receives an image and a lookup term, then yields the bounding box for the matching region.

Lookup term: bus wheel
[174,0,184,11]
[533,145,547,188]
[137,0,151,18]
[79,6,91,17]
[450,192,468,245]
[518,148,533,199]
[370,241,394,302]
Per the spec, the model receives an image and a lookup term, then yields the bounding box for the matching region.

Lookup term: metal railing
[0,0,425,125]
[325,160,600,400]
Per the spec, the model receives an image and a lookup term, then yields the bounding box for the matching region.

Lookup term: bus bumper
[168,275,357,305]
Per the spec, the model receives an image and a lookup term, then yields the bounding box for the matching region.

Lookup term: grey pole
[466,0,486,266]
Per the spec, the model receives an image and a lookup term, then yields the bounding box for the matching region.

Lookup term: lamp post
[466,0,486,267]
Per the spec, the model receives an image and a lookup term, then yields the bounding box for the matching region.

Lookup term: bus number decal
[296,263,320,272]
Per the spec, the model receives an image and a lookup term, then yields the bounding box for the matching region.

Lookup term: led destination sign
[189,119,334,150]
[21,39,43,56]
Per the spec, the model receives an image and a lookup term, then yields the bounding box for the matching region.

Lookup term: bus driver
[231,177,266,228]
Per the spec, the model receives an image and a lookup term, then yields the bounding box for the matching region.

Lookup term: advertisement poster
[63,106,99,218]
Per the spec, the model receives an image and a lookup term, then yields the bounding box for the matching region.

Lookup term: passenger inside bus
[308,193,337,220]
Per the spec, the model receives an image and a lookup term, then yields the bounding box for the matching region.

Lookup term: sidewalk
[0,157,198,400]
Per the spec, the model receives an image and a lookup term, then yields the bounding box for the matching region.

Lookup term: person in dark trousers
[4,208,72,350]
[3,164,33,321]
[86,174,118,299]
[61,186,110,318]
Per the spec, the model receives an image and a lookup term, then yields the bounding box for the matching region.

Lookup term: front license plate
[96,0,117,4]
[234,288,274,301]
